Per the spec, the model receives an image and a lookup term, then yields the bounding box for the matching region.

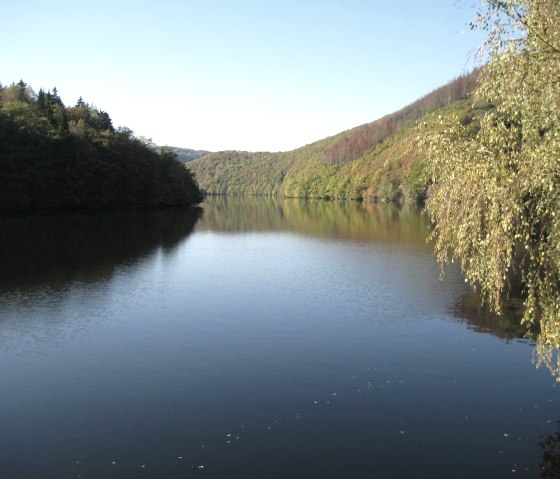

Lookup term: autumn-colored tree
[324,71,478,166]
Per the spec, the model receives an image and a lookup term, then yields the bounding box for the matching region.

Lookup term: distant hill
[189,70,483,203]
[155,146,210,164]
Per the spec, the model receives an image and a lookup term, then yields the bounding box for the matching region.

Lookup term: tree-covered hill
[189,71,480,203]
[153,146,210,164]
[0,81,202,213]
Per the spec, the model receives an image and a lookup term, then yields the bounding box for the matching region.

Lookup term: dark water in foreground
[0,197,558,478]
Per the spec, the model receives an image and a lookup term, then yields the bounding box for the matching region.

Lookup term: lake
[0,196,558,478]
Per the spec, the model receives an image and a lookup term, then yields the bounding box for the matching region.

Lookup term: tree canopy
[424,0,560,376]
[0,82,202,212]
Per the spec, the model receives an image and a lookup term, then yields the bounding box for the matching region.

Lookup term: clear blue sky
[0,0,485,152]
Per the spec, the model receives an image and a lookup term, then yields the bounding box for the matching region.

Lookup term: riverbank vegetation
[424,0,560,376]
[0,83,202,213]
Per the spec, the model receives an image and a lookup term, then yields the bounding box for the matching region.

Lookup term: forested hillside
[154,146,210,164]
[0,81,202,213]
[189,71,480,203]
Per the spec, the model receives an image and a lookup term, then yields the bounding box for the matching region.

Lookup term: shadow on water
[0,207,202,293]
[198,195,431,244]
[541,421,560,478]
[451,291,533,342]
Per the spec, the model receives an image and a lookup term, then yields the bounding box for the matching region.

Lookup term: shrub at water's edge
[0,82,203,213]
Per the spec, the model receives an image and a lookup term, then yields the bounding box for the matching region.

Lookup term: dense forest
[189,71,482,204]
[0,81,202,213]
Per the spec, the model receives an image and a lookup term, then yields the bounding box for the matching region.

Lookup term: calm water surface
[0,197,558,478]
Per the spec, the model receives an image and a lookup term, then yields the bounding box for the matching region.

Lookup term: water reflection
[0,207,201,293]
[0,197,558,478]
[198,195,431,244]
[0,198,535,347]
[201,197,535,344]
[452,291,533,342]
[541,421,560,478]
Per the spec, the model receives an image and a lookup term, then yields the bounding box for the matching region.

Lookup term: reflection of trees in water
[0,207,201,292]
[453,271,560,380]
[452,291,535,342]
[541,421,560,478]
[199,195,431,244]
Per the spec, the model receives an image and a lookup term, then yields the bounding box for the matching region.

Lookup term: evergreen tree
[37,89,46,112]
